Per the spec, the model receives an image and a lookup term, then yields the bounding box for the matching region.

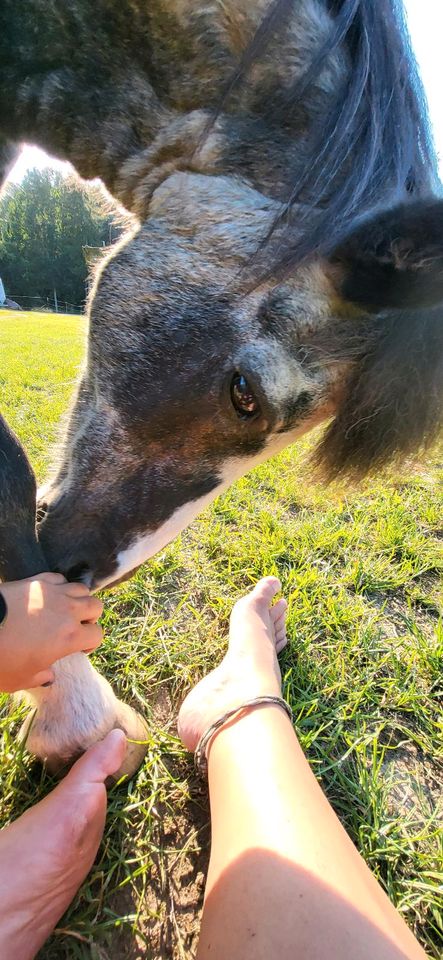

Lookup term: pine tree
[0,169,121,310]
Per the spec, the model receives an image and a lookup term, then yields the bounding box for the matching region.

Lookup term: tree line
[0,169,123,310]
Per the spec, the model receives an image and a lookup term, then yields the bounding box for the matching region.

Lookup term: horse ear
[329,199,443,311]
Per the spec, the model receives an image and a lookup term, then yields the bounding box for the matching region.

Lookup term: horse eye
[230,373,259,419]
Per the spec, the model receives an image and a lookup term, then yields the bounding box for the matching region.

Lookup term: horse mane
[223,0,442,476]
[217,0,439,273]
[313,305,443,478]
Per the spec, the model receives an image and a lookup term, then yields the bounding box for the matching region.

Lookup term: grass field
[0,311,442,960]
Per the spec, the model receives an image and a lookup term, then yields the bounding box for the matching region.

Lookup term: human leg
[178,578,427,960]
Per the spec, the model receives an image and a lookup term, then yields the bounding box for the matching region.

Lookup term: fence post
[53,288,58,313]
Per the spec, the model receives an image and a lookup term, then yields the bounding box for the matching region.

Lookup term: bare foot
[0,728,127,960]
[178,577,288,752]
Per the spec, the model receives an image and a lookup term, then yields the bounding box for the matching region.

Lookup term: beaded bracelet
[194,694,293,777]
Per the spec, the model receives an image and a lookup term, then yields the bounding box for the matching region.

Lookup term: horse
[1,0,442,777]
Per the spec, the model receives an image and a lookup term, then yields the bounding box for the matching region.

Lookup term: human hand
[0,573,103,692]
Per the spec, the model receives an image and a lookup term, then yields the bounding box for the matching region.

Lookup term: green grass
[0,311,86,476]
[1,311,442,959]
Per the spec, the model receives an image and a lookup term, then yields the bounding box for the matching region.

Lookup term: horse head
[3,0,438,588]
[38,179,443,587]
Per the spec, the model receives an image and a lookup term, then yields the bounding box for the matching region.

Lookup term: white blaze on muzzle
[97,419,315,589]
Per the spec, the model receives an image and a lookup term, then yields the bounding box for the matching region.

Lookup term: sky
[6,0,443,184]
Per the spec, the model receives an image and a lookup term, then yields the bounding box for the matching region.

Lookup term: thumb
[65,728,127,785]
[28,668,56,689]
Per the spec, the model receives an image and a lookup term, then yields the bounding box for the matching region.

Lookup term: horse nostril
[36,501,48,524]
[65,563,93,586]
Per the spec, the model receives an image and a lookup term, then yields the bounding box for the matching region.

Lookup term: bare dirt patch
[381,743,443,824]
[107,776,210,960]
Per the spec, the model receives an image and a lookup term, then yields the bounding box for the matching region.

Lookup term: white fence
[1,294,84,314]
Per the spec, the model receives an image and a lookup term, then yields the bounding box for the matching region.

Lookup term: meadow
[0,311,442,960]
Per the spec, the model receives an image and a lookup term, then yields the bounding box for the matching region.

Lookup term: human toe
[250,576,282,608]
[275,633,288,654]
[270,597,288,624]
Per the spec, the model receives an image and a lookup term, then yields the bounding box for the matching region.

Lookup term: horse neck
[0,0,345,204]
[0,414,47,581]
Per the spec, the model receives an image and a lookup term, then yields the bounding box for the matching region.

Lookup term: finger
[64,582,91,598]
[36,572,66,584]
[50,621,102,662]
[73,621,103,653]
[28,668,56,688]
[74,595,104,622]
